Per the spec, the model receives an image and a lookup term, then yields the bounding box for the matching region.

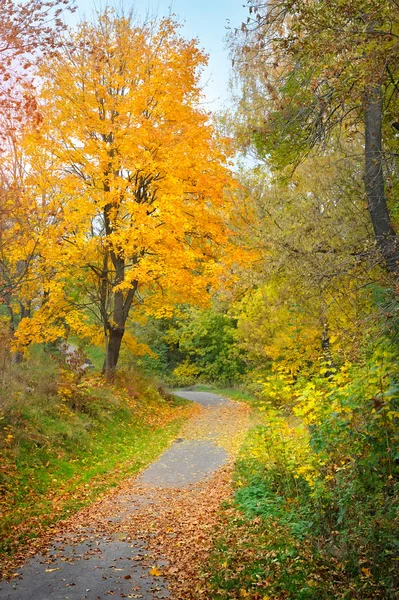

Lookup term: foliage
[165,307,247,386]
[1,0,399,594]
[231,0,399,164]
[128,307,247,387]
[2,11,235,374]
[0,0,75,121]
[230,0,399,272]
[206,346,399,599]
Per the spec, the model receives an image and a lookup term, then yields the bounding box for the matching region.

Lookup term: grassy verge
[205,401,398,600]
[0,351,193,575]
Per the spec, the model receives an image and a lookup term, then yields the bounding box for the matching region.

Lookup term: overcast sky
[69,0,249,109]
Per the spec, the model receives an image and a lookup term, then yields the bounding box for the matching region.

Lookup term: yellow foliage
[172,360,201,384]
[9,13,237,364]
[245,410,319,488]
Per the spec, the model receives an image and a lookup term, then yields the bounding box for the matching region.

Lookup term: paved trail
[0,392,250,600]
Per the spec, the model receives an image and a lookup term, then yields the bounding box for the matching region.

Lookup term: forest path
[0,391,251,600]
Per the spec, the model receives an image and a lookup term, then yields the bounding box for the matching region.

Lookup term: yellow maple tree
[15,12,234,374]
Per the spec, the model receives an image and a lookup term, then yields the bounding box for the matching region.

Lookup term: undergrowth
[205,350,399,600]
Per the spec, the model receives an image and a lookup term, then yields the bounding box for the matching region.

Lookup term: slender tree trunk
[102,251,138,378]
[103,257,126,377]
[321,322,335,378]
[364,83,399,273]
[101,182,138,377]
[6,299,30,363]
[12,303,30,364]
[104,325,124,375]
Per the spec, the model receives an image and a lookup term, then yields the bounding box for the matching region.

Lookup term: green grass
[0,352,192,574]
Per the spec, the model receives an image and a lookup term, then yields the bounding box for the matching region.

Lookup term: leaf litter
[1,398,251,599]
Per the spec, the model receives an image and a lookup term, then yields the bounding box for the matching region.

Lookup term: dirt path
[0,392,251,600]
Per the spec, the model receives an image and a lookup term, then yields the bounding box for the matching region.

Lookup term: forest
[0,0,398,598]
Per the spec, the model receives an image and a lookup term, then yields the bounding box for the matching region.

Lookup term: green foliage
[126,317,179,379]
[231,0,399,169]
[132,307,248,387]
[166,307,247,385]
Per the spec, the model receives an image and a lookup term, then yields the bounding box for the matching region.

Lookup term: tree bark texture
[364,84,399,274]
[101,229,138,376]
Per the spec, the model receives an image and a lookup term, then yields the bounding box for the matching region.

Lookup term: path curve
[0,391,251,600]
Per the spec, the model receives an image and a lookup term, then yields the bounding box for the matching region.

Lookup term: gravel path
[0,391,250,600]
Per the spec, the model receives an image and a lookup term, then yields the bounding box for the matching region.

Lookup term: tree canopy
[9,12,235,374]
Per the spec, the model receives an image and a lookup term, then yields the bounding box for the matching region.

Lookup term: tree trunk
[102,253,138,378]
[104,326,124,377]
[8,301,29,363]
[321,322,334,378]
[364,83,399,273]
[102,195,138,378]
[103,275,126,378]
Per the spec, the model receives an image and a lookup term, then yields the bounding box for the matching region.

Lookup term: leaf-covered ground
[0,362,197,578]
[0,394,252,599]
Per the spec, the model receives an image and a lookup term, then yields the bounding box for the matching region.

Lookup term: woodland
[0,0,398,598]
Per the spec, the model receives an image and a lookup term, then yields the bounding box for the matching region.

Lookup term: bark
[104,325,124,375]
[102,205,138,376]
[103,252,125,377]
[6,299,29,363]
[102,196,125,376]
[12,303,30,364]
[101,157,141,377]
[103,279,138,377]
[364,83,399,274]
[321,321,335,378]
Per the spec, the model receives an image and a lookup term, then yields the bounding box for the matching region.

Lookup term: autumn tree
[16,12,233,375]
[0,0,75,306]
[0,115,64,364]
[0,0,75,115]
[226,149,377,381]
[231,0,399,273]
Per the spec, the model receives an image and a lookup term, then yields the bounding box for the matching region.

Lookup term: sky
[69,0,249,109]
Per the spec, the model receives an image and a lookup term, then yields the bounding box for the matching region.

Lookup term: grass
[0,349,193,575]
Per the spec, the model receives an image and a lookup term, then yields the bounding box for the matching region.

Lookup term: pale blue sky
[70,0,249,109]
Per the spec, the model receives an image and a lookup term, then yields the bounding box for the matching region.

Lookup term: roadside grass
[205,399,397,599]
[0,350,193,575]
